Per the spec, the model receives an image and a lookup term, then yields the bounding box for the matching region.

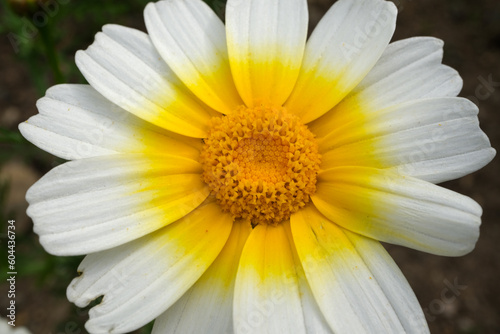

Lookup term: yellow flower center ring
[201,104,321,225]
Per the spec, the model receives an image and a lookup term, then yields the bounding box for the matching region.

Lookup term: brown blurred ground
[1,0,499,333]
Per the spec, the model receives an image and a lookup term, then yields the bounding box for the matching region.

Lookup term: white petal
[226,0,308,106]
[317,97,495,183]
[343,230,429,333]
[27,154,209,255]
[144,0,242,114]
[76,24,213,137]
[234,223,306,334]
[288,222,335,334]
[291,205,408,333]
[152,221,251,334]
[67,202,233,333]
[19,84,202,160]
[310,37,464,137]
[285,0,397,123]
[0,319,32,334]
[342,37,463,112]
[298,274,334,334]
[312,167,482,256]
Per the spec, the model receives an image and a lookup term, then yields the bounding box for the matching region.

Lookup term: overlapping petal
[291,205,429,333]
[315,97,495,183]
[310,37,464,139]
[152,221,251,334]
[233,223,307,334]
[27,154,209,255]
[312,167,482,256]
[144,0,243,114]
[67,202,233,333]
[76,24,213,137]
[343,230,429,333]
[285,0,397,123]
[226,0,308,106]
[288,222,335,334]
[19,84,202,161]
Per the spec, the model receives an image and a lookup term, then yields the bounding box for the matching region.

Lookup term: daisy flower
[20,0,495,333]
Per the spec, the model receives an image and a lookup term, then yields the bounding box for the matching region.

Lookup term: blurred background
[0,0,499,333]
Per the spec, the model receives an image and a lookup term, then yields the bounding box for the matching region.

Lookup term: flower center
[200,104,321,226]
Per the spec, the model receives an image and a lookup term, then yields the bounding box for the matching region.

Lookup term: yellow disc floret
[200,104,321,225]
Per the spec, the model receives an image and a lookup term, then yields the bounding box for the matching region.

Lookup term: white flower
[19,0,495,333]
[0,318,32,334]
